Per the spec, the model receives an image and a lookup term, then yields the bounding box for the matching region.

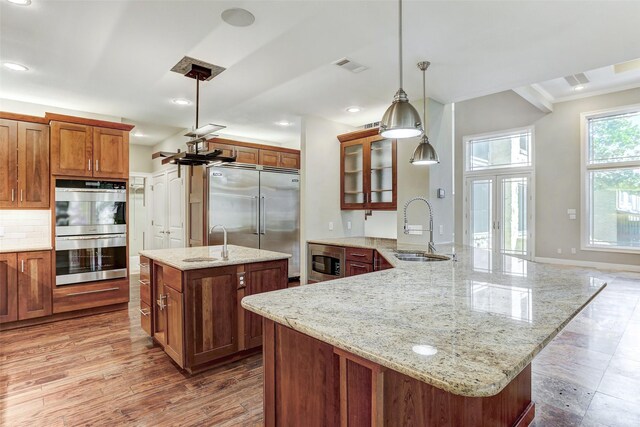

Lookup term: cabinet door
[367,137,396,210]
[50,121,92,177]
[17,122,49,208]
[278,152,300,169]
[345,260,373,277]
[341,139,369,210]
[17,251,52,320]
[93,127,129,179]
[243,260,288,349]
[209,142,235,158]
[184,266,238,367]
[235,146,259,164]
[0,119,18,208]
[0,253,18,323]
[259,149,280,167]
[164,285,184,367]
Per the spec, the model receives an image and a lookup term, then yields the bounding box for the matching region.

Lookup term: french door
[465,173,533,259]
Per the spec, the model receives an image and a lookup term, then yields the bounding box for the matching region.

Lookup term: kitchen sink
[182,257,218,263]
[393,252,450,262]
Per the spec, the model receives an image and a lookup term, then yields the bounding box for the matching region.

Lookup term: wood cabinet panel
[374,251,393,271]
[17,122,49,208]
[243,260,288,349]
[259,149,280,167]
[235,147,259,164]
[345,247,374,263]
[140,301,152,335]
[208,142,235,158]
[185,266,238,367]
[0,119,18,208]
[278,152,300,169]
[51,121,92,177]
[17,251,52,320]
[164,285,184,367]
[153,264,167,346]
[0,253,18,323]
[93,127,128,179]
[52,280,129,314]
[345,260,373,277]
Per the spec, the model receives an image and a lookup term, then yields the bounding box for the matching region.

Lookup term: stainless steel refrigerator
[207,164,300,278]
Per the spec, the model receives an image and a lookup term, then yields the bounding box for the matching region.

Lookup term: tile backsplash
[0,210,51,251]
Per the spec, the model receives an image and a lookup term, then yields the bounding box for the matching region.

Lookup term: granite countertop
[0,246,53,254]
[242,237,607,398]
[139,245,291,271]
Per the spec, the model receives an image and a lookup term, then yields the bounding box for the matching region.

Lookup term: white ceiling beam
[513,84,554,113]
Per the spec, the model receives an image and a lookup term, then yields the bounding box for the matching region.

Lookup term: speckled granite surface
[242,237,606,397]
[0,247,52,254]
[139,245,291,271]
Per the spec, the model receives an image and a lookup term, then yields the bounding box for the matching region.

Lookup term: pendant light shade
[379,0,423,139]
[411,61,439,166]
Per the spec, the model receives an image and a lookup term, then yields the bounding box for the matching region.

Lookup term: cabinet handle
[21,259,24,273]
[11,189,14,202]
[351,263,367,268]
[157,294,167,310]
[138,263,148,268]
[20,189,23,203]
[96,159,99,172]
[88,158,92,172]
[138,279,150,286]
[67,287,119,296]
[350,253,366,257]
[139,308,151,316]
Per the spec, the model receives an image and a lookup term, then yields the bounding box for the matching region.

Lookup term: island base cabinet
[263,319,535,427]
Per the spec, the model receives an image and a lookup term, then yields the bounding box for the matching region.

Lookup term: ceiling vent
[363,121,381,129]
[333,57,368,73]
[564,73,589,87]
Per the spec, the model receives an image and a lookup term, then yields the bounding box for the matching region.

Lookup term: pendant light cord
[398,0,403,90]
[422,65,426,126]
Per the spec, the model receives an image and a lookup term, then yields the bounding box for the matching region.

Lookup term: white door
[466,173,532,259]
[152,172,167,249]
[167,169,185,248]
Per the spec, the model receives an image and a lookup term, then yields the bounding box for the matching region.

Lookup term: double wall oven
[55,180,127,286]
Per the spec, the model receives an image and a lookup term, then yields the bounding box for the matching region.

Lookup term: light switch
[347,221,352,230]
[329,221,334,231]
[567,209,576,214]
[439,225,444,235]
[569,214,577,220]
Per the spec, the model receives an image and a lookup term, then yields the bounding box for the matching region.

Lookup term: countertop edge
[0,247,53,254]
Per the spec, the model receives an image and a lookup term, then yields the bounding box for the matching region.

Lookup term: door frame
[151,167,186,250]
[129,172,152,273]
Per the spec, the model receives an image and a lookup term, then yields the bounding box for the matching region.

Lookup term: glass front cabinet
[339,128,397,210]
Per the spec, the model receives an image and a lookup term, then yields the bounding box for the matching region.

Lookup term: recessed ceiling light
[221,8,255,27]
[346,106,361,113]
[172,98,192,106]
[3,62,29,72]
[6,0,32,5]
[275,121,292,126]
[574,85,585,92]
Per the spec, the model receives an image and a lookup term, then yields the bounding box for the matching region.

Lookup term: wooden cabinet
[93,127,129,179]
[164,285,184,366]
[139,256,152,335]
[345,260,374,277]
[152,262,184,367]
[17,251,52,320]
[210,142,259,164]
[259,149,280,167]
[208,138,300,169]
[339,128,397,210]
[243,260,288,349]
[51,121,129,179]
[185,266,238,367]
[0,119,49,208]
[0,253,18,323]
[52,280,129,314]
[278,151,300,169]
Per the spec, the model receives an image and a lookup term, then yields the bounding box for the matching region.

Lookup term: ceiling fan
[152,56,236,175]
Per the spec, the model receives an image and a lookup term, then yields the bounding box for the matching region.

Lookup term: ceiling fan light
[410,136,439,165]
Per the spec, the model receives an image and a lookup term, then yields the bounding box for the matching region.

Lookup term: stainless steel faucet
[403,197,436,254]
[209,224,229,260]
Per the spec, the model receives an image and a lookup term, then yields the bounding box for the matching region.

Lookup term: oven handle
[56,234,126,241]
[55,188,126,193]
[55,234,127,251]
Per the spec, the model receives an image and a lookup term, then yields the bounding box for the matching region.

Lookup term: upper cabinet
[49,114,133,179]
[208,138,300,169]
[0,117,50,209]
[339,128,397,210]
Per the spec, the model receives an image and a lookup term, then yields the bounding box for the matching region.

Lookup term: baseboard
[534,256,640,272]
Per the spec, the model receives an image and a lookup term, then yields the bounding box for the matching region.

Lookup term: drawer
[139,277,151,305]
[158,263,182,292]
[53,280,129,314]
[345,247,374,264]
[139,301,152,335]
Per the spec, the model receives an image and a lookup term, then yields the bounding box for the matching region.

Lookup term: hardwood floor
[1,270,639,426]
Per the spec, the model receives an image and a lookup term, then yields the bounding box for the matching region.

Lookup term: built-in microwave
[308,244,345,283]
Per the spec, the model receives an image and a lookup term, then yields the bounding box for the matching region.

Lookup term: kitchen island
[138,245,291,373]
[242,238,607,426]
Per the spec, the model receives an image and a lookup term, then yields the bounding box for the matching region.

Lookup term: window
[466,128,532,172]
[583,106,640,252]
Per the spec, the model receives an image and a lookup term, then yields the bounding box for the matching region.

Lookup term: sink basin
[394,252,450,262]
[182,257,218,263]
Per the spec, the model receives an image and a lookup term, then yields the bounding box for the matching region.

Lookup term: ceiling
[2,1,640,148]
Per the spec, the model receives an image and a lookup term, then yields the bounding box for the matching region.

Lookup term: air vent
[363,121,381,129]
[171,56,226,81]
[564,73,589,87]
[333,57,368,73]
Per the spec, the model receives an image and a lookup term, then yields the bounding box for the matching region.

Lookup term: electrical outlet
[347,221,352,230]
[571,248,576,254]
[557,248,562,254]
[439,225,444,235]
[329,221,334,231]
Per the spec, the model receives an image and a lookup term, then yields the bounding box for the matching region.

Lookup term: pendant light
[379,0,423,139]
[410,61,439,165]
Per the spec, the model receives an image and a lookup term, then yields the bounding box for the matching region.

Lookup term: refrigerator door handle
[253,196,260,235]
[260,196,266,235]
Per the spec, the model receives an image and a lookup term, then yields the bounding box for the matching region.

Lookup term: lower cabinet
[147,258,288,372]
[345,260,374,277]
[0,251,52,323]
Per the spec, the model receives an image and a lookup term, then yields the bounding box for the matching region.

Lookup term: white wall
[455,88,640,267]
[130,144,154,173]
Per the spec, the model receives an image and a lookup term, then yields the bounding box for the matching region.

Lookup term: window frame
[463,126,535,175]
[580,104,640,254]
